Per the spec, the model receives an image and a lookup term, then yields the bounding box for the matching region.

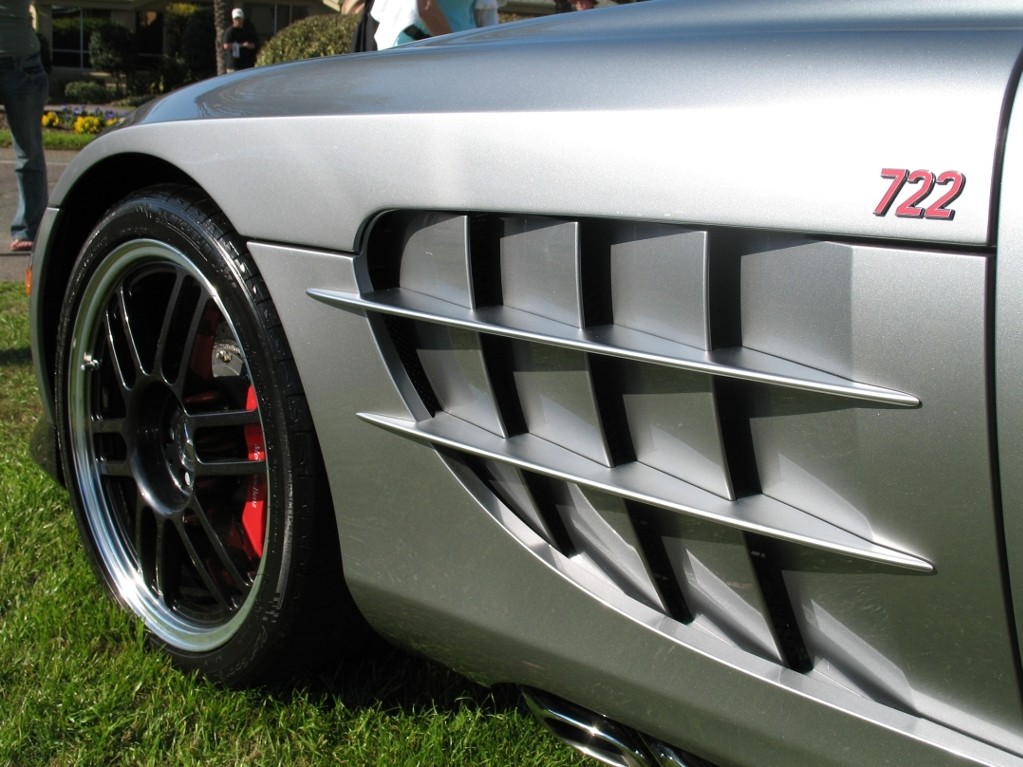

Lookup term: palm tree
[213,0,230,75]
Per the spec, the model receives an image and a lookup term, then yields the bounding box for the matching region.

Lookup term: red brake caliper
[241,384,266,558]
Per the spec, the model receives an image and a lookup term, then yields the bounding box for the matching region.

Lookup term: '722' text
[873,168,966,221]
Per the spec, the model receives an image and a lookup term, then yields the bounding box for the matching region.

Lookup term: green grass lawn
[0,283,586,766]
[0,129,95,150]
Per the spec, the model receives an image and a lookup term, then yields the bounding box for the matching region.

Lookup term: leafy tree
[165,3,198,54]
[151,3,206,90]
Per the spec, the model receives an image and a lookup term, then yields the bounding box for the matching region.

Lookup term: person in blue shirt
[372,0,477,49]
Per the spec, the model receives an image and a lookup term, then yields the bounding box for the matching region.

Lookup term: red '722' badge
[873,168,966,220]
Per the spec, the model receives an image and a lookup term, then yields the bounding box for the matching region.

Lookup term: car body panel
[30,1,1023,765]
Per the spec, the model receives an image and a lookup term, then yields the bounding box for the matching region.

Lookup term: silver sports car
[28,1,1023,765]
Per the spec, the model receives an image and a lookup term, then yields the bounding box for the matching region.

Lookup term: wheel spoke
[188,406,261,430]
[154,270,189,368]
[192,498,251,593]
[182,405,266,478]
[97,457,133,478]
[138,499,158,594]
[180,296,217,392]
[103,287,144,392]
[158,272,209,390]
[195,456,265,477]
[89,414,129,477]
[90,415,126,434]
[174,512,236,611]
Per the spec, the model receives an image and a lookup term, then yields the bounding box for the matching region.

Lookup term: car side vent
[310,211,934,671]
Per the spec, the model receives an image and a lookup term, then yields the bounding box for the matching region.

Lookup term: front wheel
[55,185,364,684]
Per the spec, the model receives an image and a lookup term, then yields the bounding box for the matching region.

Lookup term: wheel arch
[35,163,347,544]
[36,154,216,421]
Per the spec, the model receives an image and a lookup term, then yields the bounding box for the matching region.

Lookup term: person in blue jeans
[0,0,47,252]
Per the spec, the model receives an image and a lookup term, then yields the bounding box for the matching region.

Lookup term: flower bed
[42,106,123,135]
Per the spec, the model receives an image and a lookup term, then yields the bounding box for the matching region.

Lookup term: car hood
[123,0,1023,125]
[58,0,1023,249]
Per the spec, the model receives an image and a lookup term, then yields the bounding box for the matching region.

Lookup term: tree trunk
[214,0,230,75]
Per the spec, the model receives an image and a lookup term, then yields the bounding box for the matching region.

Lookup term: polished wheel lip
[66,238,268,652]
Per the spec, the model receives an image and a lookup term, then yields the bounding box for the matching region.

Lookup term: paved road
[0,149,79,283]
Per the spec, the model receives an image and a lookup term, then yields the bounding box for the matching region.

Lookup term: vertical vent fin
[747,534,812,672]
[365,211,411,290]
[630,505,694,623]
[468,213,504,307]
[480,333,528,436]
[580,219,614,327]
[714,377,762,498]
[706,230,744,350]
[521,471,578,556]
[588,355,636,467]
[382,315,441,416]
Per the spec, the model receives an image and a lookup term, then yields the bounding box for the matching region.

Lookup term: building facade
[30,0,557,71]
[32,0,335,69]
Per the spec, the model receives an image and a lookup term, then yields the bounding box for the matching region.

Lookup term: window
[51,6,111,68]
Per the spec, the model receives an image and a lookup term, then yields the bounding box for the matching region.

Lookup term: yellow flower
[73,115,104,135]
[41,111,60,128]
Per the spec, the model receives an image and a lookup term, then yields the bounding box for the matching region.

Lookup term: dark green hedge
[256,13,361,66]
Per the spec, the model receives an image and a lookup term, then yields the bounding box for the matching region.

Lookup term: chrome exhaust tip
[522,687,652,767]
[521,688,712,767]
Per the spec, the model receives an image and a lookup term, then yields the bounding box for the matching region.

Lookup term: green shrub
[63,80,110,104]
[256,13,360,66]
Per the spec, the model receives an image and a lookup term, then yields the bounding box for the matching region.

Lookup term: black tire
[55,185,365,685]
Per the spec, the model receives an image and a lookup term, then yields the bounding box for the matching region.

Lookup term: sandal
[9,239,33,252]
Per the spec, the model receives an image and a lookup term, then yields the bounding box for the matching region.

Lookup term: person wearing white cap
[222,8,259,71]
